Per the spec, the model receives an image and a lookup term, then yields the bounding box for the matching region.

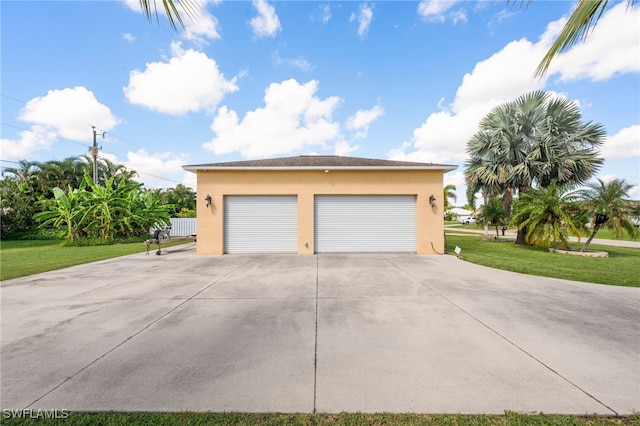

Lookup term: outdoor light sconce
[429,194,436,207]
[205,194,212,207]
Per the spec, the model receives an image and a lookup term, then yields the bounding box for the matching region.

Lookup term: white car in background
[459,216,477,225]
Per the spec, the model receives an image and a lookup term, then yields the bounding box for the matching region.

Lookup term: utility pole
[91,126,106,184]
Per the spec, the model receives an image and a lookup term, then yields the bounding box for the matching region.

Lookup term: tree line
[0,156,196,241]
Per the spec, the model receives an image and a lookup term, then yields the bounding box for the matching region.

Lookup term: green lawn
[450,223,639,242]
[1,412,636,425]
[569,227,639,242]
[445,234,639,287]
[0,239,194,281]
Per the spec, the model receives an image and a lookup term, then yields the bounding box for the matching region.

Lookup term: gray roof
[183,155,457,172]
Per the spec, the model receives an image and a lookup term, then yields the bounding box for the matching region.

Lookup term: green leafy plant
[511,181,586,249]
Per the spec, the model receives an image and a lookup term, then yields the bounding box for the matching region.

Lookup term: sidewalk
[445,225,640,249]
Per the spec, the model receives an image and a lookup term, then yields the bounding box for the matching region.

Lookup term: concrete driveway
[1,243,639,414]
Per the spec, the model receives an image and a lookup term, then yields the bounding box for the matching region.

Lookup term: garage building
[183,155,457,255]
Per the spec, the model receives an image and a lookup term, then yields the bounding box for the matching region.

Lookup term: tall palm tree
[465,91,549,217]
[443,184,457,210]
[465,91,605,244]
[578,178,638,251]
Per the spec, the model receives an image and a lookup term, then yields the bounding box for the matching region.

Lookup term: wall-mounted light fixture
[205,194,212,207]
[429,194,436,207]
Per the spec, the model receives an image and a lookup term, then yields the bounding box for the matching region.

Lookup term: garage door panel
[225,196,297,253]
[315,195,416,253]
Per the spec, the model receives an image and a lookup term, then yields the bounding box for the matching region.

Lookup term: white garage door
[224,196,298,253]
[314,195,416,253]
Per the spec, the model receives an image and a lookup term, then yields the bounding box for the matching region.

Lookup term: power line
[1,122,91,149]
[1,93,196,189]
[1,94,26,104]
[2,93,96,130]
[134,170,195,188]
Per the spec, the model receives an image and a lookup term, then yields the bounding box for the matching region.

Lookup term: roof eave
[183,165,458,173]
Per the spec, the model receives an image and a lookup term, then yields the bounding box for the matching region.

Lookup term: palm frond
[138,0,200,31]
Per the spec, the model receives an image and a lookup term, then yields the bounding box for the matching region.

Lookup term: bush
[10,228,64,241]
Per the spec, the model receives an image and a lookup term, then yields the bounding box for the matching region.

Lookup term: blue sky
[1,0,639,202]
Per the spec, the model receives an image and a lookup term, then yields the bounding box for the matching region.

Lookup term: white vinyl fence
[150,218,197,237]
[168,218,197,236]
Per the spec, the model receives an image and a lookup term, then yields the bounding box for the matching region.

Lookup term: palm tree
[443,184,457,210]
[510,181,586,249]
[578,178,638,251]
[512,1,639,77]
[81,155,137,188]
[465,91,549,217]
[476,197,508,239]
[465,91,605,244]
[532,96,605,187]
[2,160,39,186]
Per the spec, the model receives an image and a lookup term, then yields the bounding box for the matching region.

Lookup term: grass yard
[0,239,195,281]
[1,412,636,425]
[445,234,639,287]
[450,223,639,242]
[568,228,639,242]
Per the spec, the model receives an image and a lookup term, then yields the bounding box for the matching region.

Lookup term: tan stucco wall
[195,169,445,255]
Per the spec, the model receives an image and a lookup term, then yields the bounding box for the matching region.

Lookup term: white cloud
[312,4,332,24]
[101,149,191,189]
[123,43,238,115]
[334,141,359,156]
[19,87,118,141]
[184,8,221,43]
[203,79,342,158]
[601,125,640,161]
[250,0,281,38]
[443,170,465,192]
[350,3,374,38]
[0,125,57,160]
[1,87,117,160]
[417,0,462,23]
[550,2,640,82]
[391,4,638,167]
[122,32,136,42]
[452,38,547,112]
[388,103,489,164]
[346,104,384,139]
[450,9,468,24]
[272,51,313,71]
